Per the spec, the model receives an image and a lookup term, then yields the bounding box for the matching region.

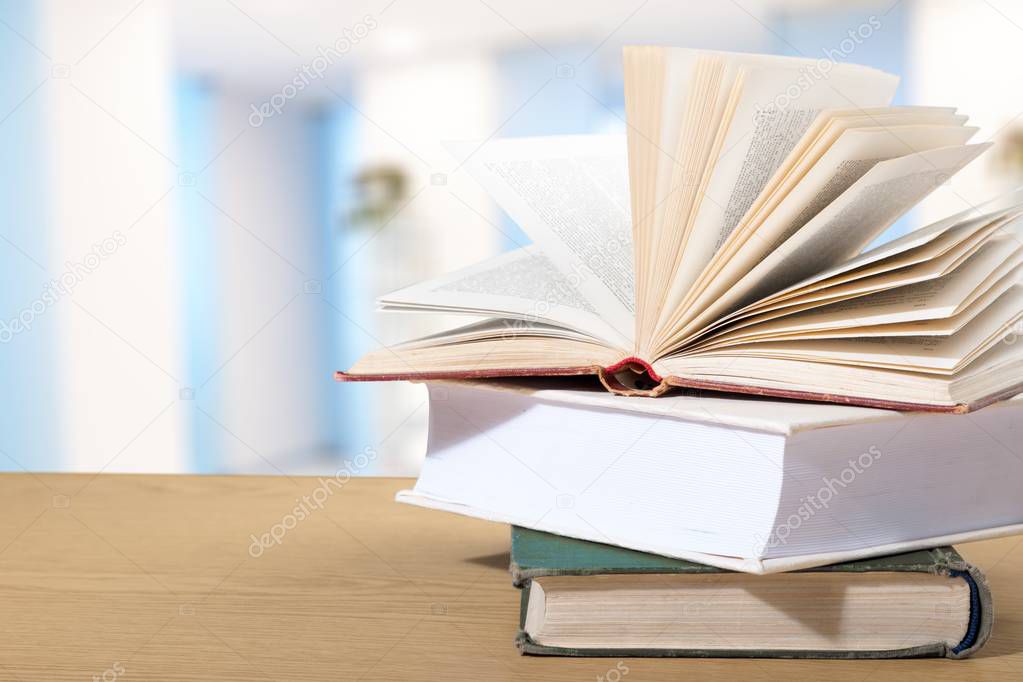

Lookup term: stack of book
[339,47,1023,659]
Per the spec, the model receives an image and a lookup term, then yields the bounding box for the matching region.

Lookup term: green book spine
[511,526,992,659]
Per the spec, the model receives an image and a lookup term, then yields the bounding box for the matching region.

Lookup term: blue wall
[0,1,62,471]
[317,96,373,458]
[174,75,222,473]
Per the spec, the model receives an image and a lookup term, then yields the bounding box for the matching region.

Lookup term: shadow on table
[465,551,511,571]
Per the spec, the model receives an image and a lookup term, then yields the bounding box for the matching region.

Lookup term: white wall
[200,87,334,473]
[907,0,1023,223]
[42,0,189,472]
[346,56,504,474]
[36,0,337,474]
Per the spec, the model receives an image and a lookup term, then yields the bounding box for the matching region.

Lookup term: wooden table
[1,474,1021,680]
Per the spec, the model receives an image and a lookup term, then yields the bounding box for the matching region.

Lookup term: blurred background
[3,0,1022,476]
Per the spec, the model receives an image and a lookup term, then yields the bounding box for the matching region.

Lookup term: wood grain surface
[0,473,1020,680]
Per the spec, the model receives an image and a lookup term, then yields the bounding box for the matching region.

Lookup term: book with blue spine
[511,526,991,659]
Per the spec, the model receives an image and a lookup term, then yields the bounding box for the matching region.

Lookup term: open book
[338,47,1023,412]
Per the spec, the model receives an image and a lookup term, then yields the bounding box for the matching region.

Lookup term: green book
[511,527,991,659]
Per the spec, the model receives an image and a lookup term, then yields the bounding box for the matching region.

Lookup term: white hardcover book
[397,380,1023,574]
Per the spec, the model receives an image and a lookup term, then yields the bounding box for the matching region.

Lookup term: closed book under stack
[511,527,990,659]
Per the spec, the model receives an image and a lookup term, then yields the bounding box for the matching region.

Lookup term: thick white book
[397,380,1023,574]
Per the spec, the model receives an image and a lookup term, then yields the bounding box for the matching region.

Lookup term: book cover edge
[334,365,1023,413]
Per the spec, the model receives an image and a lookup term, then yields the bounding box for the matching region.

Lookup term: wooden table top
[1,473,1021,681]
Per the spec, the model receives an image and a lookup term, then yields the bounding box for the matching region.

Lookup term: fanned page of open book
[341,46,1023,410]
[378,245,631,349]
[349,135,638,379]
[439,135,636,350]
[625,47,900,354]
[661,141,991,350]
[693,201,1021,347]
